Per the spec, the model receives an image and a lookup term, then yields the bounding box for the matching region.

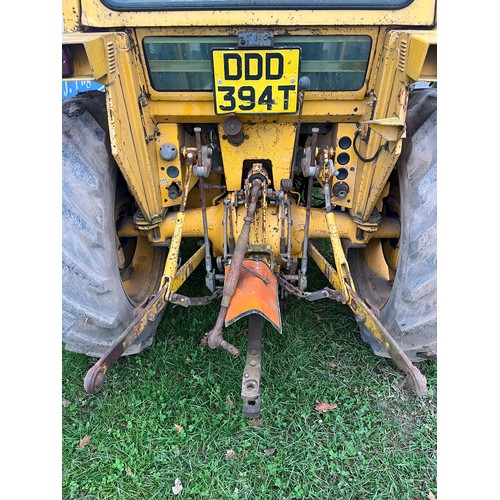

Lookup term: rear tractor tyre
[62,92,167,357]
[348,87,437,362]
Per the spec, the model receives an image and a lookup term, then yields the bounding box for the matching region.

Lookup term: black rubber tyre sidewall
[62,92,166,357]
[349,88,437,362]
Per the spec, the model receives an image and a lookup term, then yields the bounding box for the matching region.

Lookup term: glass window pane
[143,35,371,92]
[104,0,412,11]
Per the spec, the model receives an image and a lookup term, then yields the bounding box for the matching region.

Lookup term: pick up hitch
[242,315,263,418]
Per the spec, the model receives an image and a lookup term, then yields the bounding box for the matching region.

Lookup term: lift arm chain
[276,274,346,304]
[169,289,222,308]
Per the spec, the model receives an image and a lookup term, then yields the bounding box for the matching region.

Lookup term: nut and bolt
[355,312,367,323]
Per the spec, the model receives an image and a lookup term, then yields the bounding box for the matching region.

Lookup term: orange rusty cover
[225,259,282,333]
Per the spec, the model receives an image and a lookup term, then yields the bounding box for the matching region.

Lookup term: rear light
[62,46,73,78]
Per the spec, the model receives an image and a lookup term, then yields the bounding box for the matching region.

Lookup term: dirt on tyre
[62,91,167,357]
[348,87,437,362]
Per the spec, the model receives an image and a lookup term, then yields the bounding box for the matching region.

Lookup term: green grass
[62,242,437,499]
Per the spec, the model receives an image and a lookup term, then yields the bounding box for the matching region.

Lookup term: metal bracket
[183,147,212,178]
[300,147,320,177]
[304,289,343,302]
[360,117,406,142]
[169,289,222,308]
[237,30,274,48]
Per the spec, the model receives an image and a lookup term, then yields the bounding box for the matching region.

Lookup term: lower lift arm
[84,165,199,394]
[308,233,428,396]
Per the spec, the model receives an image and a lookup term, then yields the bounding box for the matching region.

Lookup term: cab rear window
[143,35,372,92]
[103,0,412,11]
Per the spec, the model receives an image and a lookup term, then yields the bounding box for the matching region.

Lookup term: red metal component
[225,259,281,333]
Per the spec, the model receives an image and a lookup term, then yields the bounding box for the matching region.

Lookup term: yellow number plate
[212,48,300,115]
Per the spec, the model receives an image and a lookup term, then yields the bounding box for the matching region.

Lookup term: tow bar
[242,315,263,418]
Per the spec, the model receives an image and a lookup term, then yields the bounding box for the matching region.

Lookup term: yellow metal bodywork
[147,202,400,260]
[62,33,110,81]
[331,123,358,209]
[405,31,437,82]
[62,20,436,227]
[220,123,296,191]
[70,0,436,29]
[62,0,436,293]
[63,31,165,224]
[62,0,81,32]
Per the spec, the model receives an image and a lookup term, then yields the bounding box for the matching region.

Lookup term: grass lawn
[62,241,437,499]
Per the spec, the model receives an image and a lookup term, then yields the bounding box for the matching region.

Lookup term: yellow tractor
[62,0,437,417]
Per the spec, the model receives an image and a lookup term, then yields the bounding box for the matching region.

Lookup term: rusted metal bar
[290,85,307,184]
[206,176,264,356]
[84,283,168,394]
[242,314,263,418]
[307,241,427,396]
[194,127,213,280]
[84,164,196,394]
[169,289,222,307]
[299,127,319,286]
[228,198,236,254]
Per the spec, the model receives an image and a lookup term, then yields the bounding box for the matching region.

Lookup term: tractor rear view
[62,0,437,417]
